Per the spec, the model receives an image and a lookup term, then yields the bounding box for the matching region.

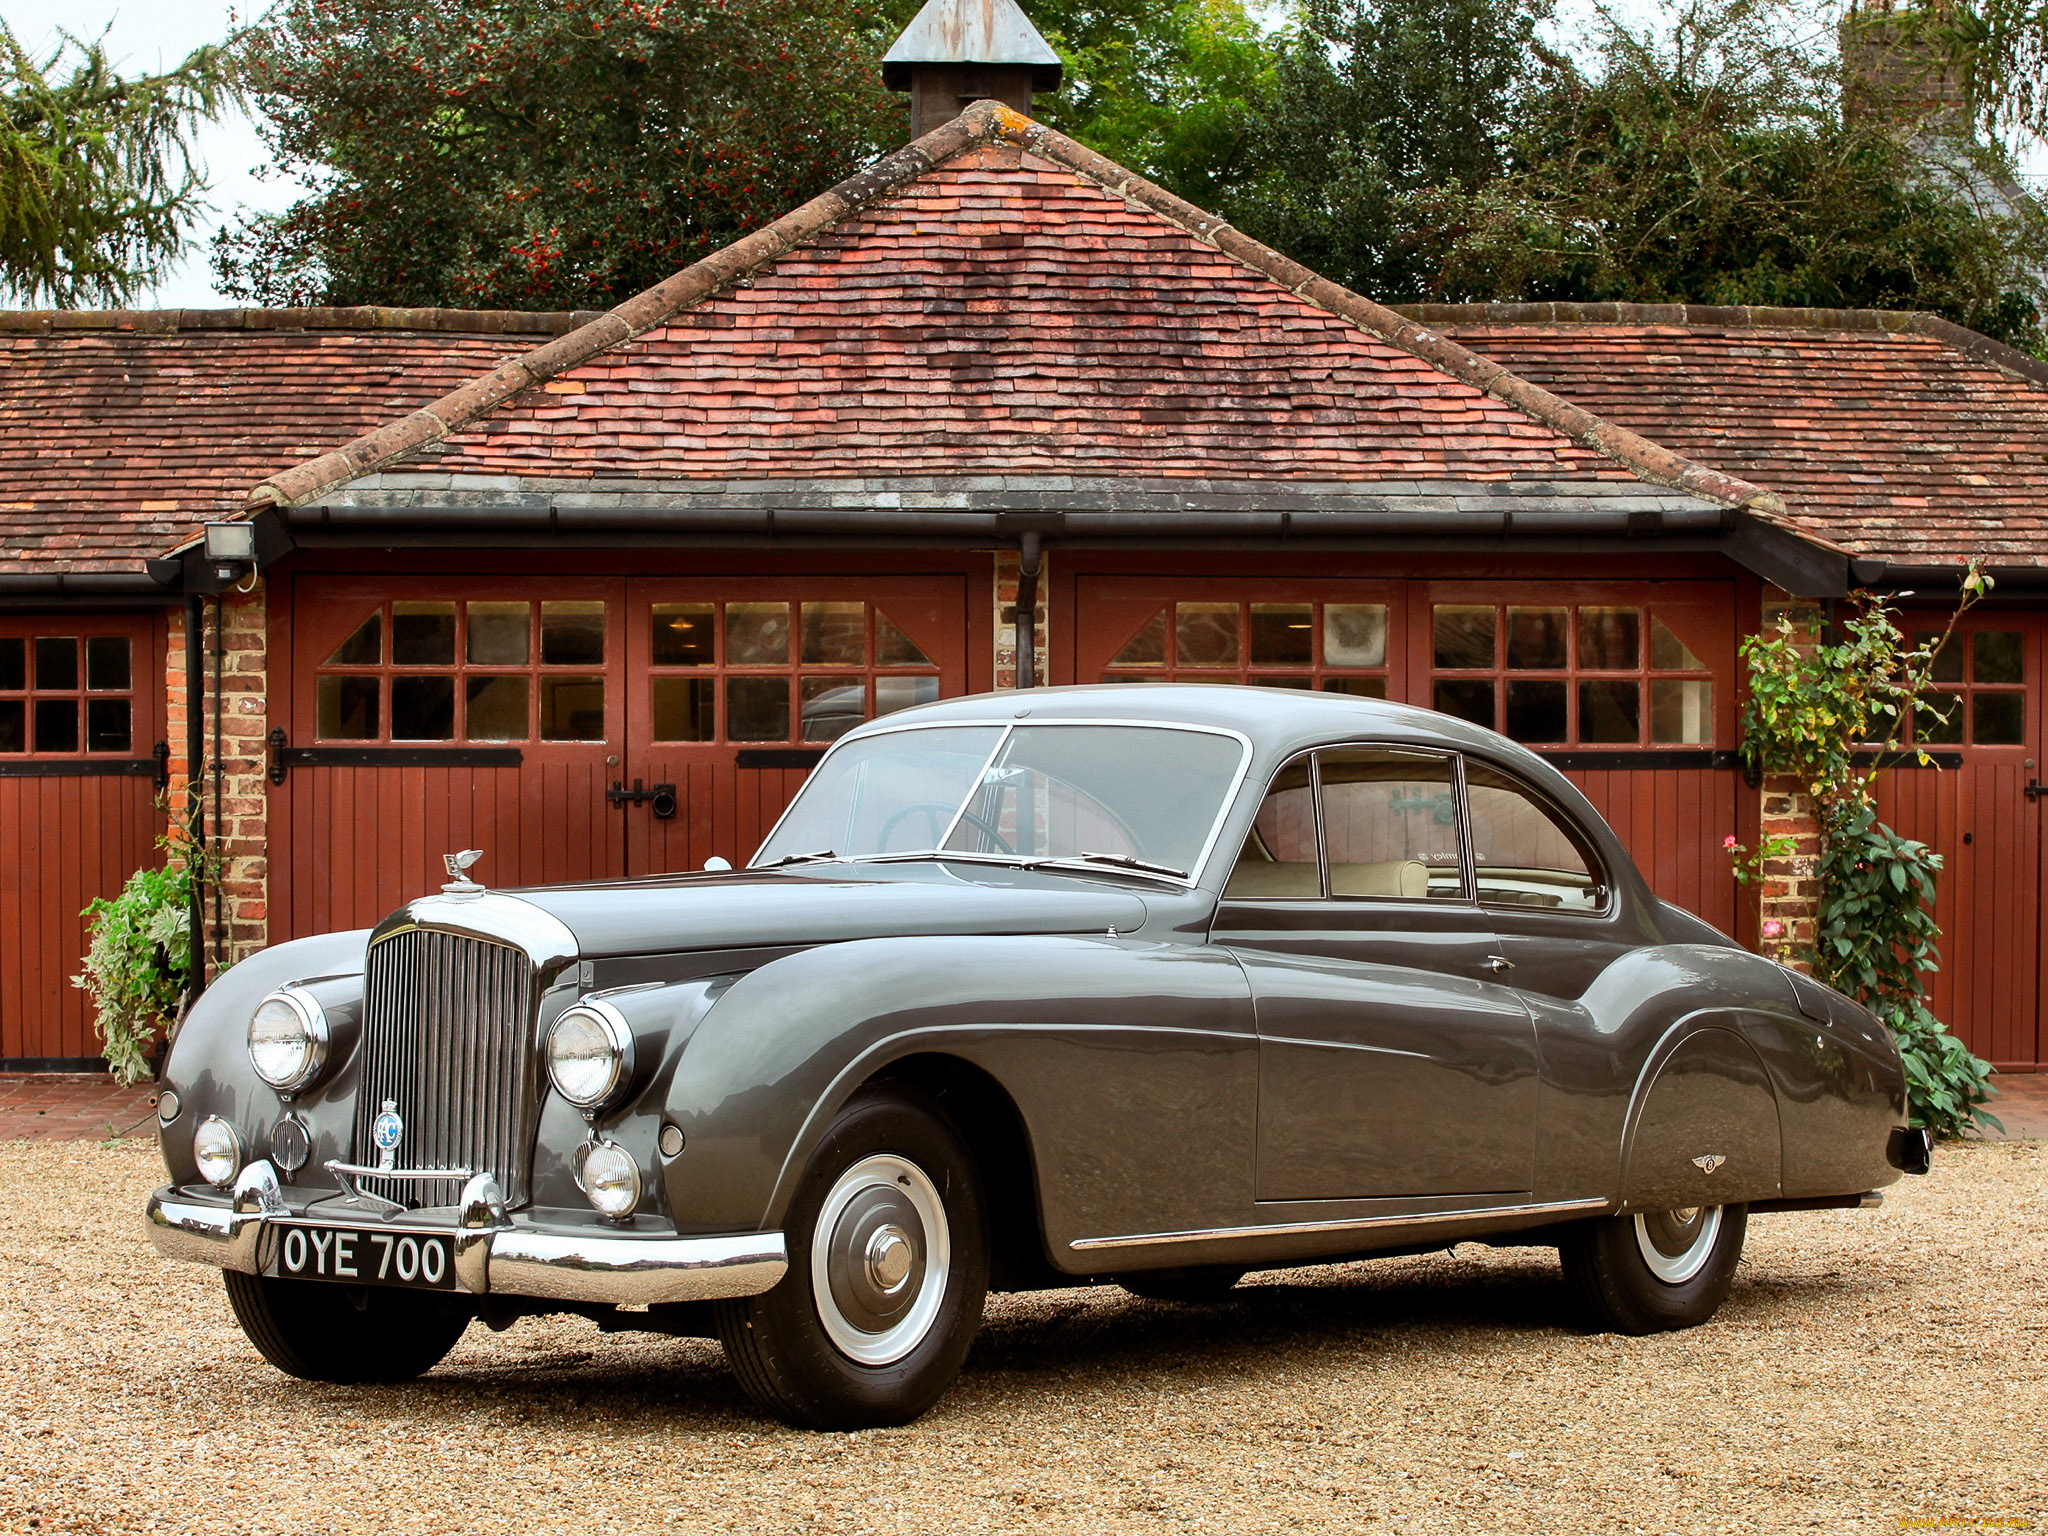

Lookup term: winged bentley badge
[1692,1154,1727,1173]
[441,848,486,898]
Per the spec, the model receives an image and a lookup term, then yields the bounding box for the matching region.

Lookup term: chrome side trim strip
[1067,1196,1613,1253]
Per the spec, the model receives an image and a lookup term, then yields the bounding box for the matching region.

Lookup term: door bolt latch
[2027,778,2046,803]
[607,779,678,819]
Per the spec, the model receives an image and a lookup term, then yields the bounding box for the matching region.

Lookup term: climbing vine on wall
[1732,575,2001,1139]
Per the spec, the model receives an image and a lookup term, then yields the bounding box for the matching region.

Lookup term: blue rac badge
[372,1099,404,1170]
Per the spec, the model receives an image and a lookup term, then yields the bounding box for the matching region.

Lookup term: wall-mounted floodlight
[202,521,257,585]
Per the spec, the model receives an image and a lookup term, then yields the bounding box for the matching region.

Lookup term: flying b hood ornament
[441,849,486,898]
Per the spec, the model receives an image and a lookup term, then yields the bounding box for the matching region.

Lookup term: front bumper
[145,1162,788,1307]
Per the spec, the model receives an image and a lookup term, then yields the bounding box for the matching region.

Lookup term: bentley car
[146,685,1930,1429]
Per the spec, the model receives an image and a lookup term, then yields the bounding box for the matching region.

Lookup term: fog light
[193,1116,243,1188]
[581,1142,641,1218]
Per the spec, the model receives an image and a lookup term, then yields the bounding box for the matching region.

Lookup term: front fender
[661,933,1256,1241]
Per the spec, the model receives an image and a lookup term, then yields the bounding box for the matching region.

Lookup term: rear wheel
[715,1084,989,1430]
[1559,1204,1747,1334]
[223,1271,473,1382]
[1118,1266,1246,1303]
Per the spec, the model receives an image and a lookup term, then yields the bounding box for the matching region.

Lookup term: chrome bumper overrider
[144,1163,788,1308]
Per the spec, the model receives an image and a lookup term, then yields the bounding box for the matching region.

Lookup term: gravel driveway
[5,1139,2042,1535]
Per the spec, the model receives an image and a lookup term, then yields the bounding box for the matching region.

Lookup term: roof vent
[883,0,1063,139]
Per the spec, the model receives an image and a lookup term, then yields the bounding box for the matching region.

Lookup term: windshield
[753,722,1247,878]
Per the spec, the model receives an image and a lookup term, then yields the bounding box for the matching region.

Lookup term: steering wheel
[877,801,1016,854]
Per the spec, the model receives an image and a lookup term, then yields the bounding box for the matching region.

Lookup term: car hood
[496,869,1152,959]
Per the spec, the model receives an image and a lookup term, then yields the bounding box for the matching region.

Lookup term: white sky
[5,0,2038,309]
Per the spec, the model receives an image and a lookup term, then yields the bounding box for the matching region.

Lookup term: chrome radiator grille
[352,927,538,1208]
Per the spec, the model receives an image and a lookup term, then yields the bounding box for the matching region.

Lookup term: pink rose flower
[1723,835,1739,849]
[1763,920,1785,939]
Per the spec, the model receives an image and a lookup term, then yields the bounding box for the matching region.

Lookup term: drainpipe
[212,595,225,968]
[184,594,207,999]
[1014,532,1042,690]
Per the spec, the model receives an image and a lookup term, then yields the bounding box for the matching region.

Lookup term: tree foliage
[215,0,909,309]
[0,22,238,308]
[1416,0,2048,350]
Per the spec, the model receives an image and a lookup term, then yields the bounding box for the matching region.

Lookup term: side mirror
[703,856,733,872]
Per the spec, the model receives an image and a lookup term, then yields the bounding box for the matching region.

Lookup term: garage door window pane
[1506,608,1568,669]
[727,677,790,741]
[1466,762,1603,911]
[0,700,20,751]
[1321,676,1387,698]
[651,604,714,667]
[391,676,455,740]
[1974,632,2024,684]
[651,677,714,741]
[875,611,934,667]
[1916,632,1964,684]
[801,676,867,740]
[1649,615,1703,671]
[34,637,77,691]
[466,676,529,741]
[86,637,130,691]
[801,603,865,666]
[1578,680,1641,742]
[1318,750,1462,898]
[468,602,531,666]
[1974,692,2024,744]
[86,698,131,752]
[1323,605,1386,668]
[33,699,77,752]
[1176,603,1238,667]
[0,637,22,690]
[540,676,605,741]
[1915,691,1963,744]
[327,614,381,665]
[1576,608,1640,669]
[1505,679,1567,742]
[541,602,606,666]
[1434,678,1494,727]
[1109,610,1167,667]
[1650,680,1713,744]
[875,676,940,716]
[1433,606,1495,669]
[726,603,790,666]
[1249,604,1313,666]
[392,602,456,665]
[318,676,379,739]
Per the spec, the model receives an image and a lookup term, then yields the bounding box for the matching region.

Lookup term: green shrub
[72,840,199,1085]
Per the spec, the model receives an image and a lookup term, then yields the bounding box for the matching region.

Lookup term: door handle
[607,779,679,819]
[1486,955,1516,974]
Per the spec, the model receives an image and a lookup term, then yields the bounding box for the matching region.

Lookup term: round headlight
[192,1115,243,1188]
[248,989,329,1093]
[581,1142,641,1218]
[546,1003,632,1109]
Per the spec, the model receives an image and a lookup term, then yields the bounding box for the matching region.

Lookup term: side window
[1465,761,1605,912]
[1317,749,1464,899]
[1223,758,1318,898]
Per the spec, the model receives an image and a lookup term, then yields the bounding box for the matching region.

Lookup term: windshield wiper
[1031,851,1187,880]
[764,849,839,868]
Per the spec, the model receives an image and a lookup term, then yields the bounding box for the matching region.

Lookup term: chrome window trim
[1459,751,1615,921]
[750,717,1256,891]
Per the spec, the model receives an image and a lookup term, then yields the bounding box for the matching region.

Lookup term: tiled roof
[253,103,1775,520]
[0,310,584,573]
[1404,303,2048,567]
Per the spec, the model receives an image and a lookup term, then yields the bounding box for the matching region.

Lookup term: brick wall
[993,549,1048,690]
[164,583,271,979]
[1755,592,1824,968]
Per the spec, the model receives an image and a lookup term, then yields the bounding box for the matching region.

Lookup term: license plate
[273,1224,456,1290]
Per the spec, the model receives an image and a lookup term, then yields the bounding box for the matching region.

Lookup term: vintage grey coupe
[146,685,1928,1428]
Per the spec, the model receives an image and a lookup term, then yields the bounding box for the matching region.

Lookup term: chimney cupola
[883,0,1063,139]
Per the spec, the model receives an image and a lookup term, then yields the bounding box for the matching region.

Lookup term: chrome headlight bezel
[247,986,331,1093]
[192,1115,244,1188]
[546,1000,635,1111]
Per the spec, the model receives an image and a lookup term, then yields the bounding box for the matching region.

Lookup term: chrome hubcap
[1633,1204,1723,1284]
[811,1154,950,1366]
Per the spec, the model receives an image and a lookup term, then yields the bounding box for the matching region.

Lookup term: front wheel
[715,1084,989,1429]
[223,1271,473,1382]
[1559,1204,1747,1334]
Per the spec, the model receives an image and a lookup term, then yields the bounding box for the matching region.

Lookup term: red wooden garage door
[0,614,166,1066]
[1875,613,2043,1071]
[274,573,973,939]
[1071,574,1745,933]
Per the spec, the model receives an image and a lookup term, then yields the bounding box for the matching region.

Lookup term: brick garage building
[4,101,2046,1076]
